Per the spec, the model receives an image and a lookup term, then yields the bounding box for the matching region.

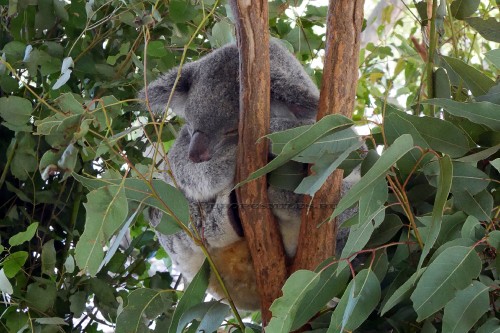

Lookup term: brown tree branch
[292,0,365,272]
[230,0,287,324]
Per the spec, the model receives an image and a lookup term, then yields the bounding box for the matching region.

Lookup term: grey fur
[142,41,357,310]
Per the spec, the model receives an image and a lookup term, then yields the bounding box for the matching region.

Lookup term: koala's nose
[188,131,212,163]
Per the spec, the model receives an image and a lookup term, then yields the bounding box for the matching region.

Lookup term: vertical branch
[292,0,365,271]
[230,0,287,324]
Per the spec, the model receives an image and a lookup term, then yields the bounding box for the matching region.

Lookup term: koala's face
[141,45,241,199]
[181,56,240,164]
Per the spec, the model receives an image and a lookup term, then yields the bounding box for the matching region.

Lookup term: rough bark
[292,0,365,272]
[229,0,287,324]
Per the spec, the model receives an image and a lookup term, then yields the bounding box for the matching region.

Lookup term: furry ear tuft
[139,64,194,117]
[269,41,319,121]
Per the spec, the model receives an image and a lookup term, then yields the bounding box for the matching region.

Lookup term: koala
[142,40,356,311]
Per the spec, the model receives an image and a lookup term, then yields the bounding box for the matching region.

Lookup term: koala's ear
[269,41,319,120]
[139,64,195,117]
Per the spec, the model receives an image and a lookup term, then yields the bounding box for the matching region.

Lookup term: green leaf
[1,41,26,62]
[454,189,493,222]
[451,162,490,194]
[99,209,140,272]
[69,291,87,318]
[442,280,489,333]
[337,181,387,273]
[461,216,482,240]
[268,264,349,333]
[168,0,198,23]
[456,144,500,163]
[54,93,85,114]
[398,114,469,157]
[3,251,28,278]
[294,141,363,195]
[26,280,57,312]
[477,318,500,333]
[147,41,168,58]
[380,268,426,315]
[488,230,500,250]
[434,67,451,98]
[291,265,349,330]
[411,246,482,321]
[169,260,210,333]
[177,301,230,333]
[366,214,403,247]
[73,174,189,228]
[0,269,13,294]
[331,134,414,220]
[328,269,381,332]
[208,19,235,48]
[418,155,453,270]
[42,239,56,275]
[486,49,500,68]
[450,0,480,19]
[384,111,428,175]
[426,99,500,131]
[116,289,173,333]
[268,161,307,191]
[9,222,38,246]
[442,56,496,96]
[268,270,318,333]
[238,115,353,187]
[358,177,387,227]
[292,127,360,162]
[466,17,500,42]
[75,185,128,276]
[0,96,33,131]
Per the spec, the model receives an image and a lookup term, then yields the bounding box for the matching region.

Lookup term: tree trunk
[230,0,288,324]
[292,0,365,272]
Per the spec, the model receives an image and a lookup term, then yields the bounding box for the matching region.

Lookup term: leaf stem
[0,137,16,189]
[426,0,438,116]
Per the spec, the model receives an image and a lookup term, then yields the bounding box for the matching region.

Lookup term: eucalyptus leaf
[485,49,500,68]
[466,17,500,42]
[417,155,453,270]
[0,96,33,131]
[441,56,495,96]
[450,0,480,19]
[74,185,128,276]
[169,260,210,333]
[331,134,414,220]
[411,246,482,321]
[328,269,381,332]
[9,222,38,246]
[116,289,173,333]
[238,115,353,187]
[41,239,56,275]
[442,280,489,333]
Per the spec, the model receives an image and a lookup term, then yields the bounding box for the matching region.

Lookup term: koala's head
[140,41,320,166]
[141,44,240,164]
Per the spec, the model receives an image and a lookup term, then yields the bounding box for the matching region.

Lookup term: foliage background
[0,0,499,332]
